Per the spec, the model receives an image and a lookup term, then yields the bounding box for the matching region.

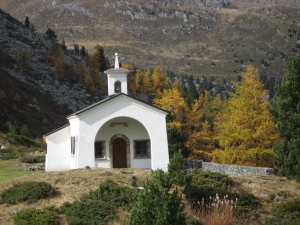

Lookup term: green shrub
[0,148,10,154]
[0,145,44,162]
[0,152,18,160]
[167,150,191,186]
[265,199,300,225]
[21,155,45,164]
[60,199,116,225]
[127,169,186,225]
[6,134,34,146]
[185,169,231,202]
[16,146,40,153]
[13,207,60,225]
[184,169,258,215]
[0,181,53,204]
[88,179,139,210]
[233,190,259,214]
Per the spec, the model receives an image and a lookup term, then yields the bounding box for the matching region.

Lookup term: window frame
[134,140,151,158]
[95,141,105,159]
[71,136,75,156]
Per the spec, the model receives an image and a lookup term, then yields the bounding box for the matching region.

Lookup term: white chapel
[44,53,169,171]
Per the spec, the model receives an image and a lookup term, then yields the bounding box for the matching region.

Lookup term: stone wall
[183,159,274,176]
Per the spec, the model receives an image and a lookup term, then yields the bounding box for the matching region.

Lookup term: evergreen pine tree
[93,44,107,72]
[271,55,300,179]
[127,170,186,225]
[45,28,57,40]
[80,46,87,57]
[24,16,30,28]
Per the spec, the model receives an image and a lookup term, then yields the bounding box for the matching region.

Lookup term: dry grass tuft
[186,194,237,225]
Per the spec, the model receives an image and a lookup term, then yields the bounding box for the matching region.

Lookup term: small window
[134,140,150,158]
[114,81,121,93]
[95,141,105,158]
[71,136,75,156]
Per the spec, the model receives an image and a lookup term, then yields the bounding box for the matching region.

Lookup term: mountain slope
[0,9,105,137]
[1,0,300,79]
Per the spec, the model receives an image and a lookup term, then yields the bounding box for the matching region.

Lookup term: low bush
[88,179,139,210]
[59,180,138,225]
[233,190,259,214]
[0,152,18,160]
[0,181,54,204]
[0,148,10,154]
[127,170,186,225]
[16,146,41,153]
[0,146,43,161]
[168,150,191,186]
[13,207,60,225]
[185,169,259,216]
[6,134,34,147]
[60,199,116,225]
[265,199,300,225]
[185,169,231,202]
[21,155,45,163]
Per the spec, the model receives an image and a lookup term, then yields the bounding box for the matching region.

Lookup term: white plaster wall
[131,158,151,168]
[76,95,169,171]
[45,126,71,171]
[95,159,110,168]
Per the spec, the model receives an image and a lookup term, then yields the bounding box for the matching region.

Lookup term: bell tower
[105,53,130,96]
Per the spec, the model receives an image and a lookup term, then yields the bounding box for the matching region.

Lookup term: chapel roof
[44,124,70,137]
[67,93,169,118]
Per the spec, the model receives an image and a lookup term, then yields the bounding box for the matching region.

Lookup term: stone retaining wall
[183,158,274,176]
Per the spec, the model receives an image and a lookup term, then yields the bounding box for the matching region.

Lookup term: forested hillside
[0,9,109,136]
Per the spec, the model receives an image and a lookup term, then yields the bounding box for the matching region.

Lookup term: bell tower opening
[114,81,121,93]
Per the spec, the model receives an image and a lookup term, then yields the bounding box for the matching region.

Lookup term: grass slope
[0,161,300,224]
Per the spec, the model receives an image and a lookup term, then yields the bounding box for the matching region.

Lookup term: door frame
[109,134,130,168]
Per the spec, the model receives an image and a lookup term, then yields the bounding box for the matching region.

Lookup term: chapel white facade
[44,53,169,171]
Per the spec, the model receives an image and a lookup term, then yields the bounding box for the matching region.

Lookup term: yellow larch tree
[78,61,87,83]
[93,44,109,72]
[0,90,6,102]
[154,83,190,157]
[143,69,153,96]
[152,66,165,93]
[164,76,173,90]
[71,62,78,75]
[154,82,189,131]
[186,93,219,161]
[154,83,219,159]
[84,74,95,93]
[18,50,32,71]
[52,57,65,80]
[122,64,136,96]
[214,66,279,167]
[205,92,223,129]
[135,69,144,93]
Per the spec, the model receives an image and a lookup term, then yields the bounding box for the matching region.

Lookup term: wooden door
[113,138,127,168]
